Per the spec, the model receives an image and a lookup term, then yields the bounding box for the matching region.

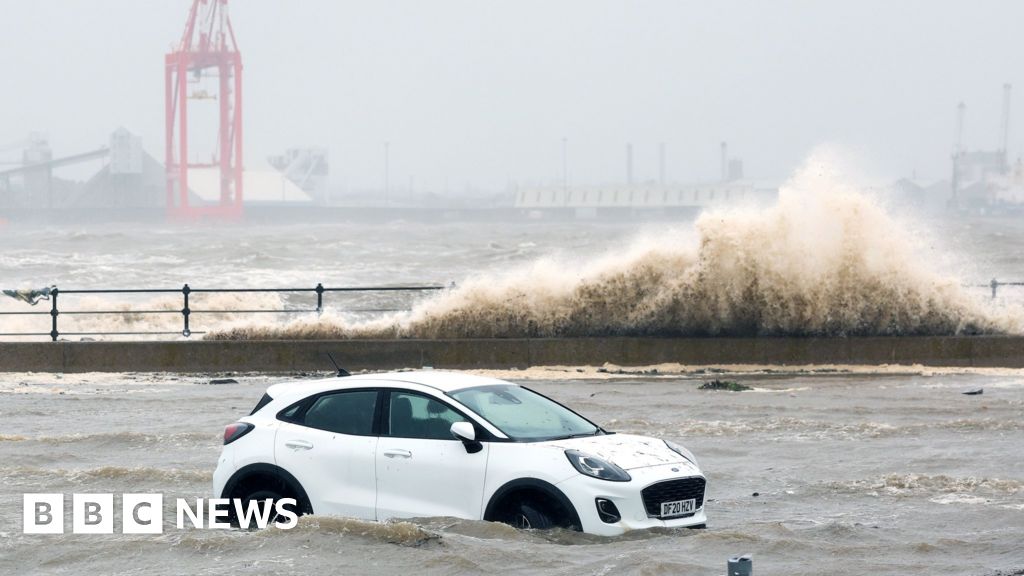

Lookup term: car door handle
[383,449,412,459]
[284,439,314,450]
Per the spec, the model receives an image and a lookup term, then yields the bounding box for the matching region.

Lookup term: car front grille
[641,477,706,517]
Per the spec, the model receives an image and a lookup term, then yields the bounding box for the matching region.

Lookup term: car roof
[265,370,510,401]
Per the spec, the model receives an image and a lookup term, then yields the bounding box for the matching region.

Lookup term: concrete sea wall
[1,336,1023,373]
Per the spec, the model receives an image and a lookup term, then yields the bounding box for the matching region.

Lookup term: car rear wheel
[235,488,300,528]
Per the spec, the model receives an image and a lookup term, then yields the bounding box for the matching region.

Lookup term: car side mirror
[450,421,483,454]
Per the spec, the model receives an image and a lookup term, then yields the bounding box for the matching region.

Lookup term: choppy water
[0,219,639,338]
[0,368,1021,575]
[5,154,1024,340]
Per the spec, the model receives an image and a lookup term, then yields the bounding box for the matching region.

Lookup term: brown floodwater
[0,366,1022,575]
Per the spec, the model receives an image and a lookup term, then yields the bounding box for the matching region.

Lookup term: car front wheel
[508,501,554,530]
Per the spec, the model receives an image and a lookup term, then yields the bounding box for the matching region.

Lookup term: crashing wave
[208,152,1012,340]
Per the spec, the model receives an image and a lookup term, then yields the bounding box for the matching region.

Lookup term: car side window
[388,391,463,440]
[301,390,378,436]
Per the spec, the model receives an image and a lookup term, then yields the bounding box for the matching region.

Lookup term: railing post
[728,554,752,576]
[991,278,999,299]
[315,282,324,316]
[49,287,59,342]
[182,283,191,337]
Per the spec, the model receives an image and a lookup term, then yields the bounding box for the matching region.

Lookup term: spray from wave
[209,152,1015,340]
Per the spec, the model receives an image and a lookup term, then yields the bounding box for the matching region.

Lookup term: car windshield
[449,384,600,441]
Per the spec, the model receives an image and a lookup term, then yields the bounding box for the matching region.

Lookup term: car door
[275,388,380,520]
[375,389,489,521]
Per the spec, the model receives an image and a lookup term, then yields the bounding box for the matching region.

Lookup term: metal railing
[2,279,1020,341]
[0,283,446,341]
[983,279,1024,299]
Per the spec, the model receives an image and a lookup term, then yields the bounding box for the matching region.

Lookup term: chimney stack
[658,142,666,186]
[626,143,634,186]
[952,101,966,202]
[720,142,728,182]
[1001,84,1012,172]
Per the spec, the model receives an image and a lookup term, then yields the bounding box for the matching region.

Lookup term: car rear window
[301,390,378,436]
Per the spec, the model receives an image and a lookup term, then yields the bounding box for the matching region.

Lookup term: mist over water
[3,151,1023,341]
[211,152,1018,340]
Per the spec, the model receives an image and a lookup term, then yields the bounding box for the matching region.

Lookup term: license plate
[660,498,696,517]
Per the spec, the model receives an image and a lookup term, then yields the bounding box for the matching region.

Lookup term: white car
[213,371,707,536]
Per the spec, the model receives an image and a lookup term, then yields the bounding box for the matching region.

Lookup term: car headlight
[564,449,631,482]
[664,440,699,467]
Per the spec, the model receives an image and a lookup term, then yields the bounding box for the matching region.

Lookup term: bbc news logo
[23,493,298,534]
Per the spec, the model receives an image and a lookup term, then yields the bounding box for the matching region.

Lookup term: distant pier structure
[517,141,777,218]
[514,180,778,219]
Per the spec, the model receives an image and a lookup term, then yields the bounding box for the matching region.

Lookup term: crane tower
[165,0,243,219]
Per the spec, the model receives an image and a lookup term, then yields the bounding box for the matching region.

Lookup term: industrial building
[0,0,315,222]
[0,128,317,221]
[10,0,1013,222]
[950,84,1024,213]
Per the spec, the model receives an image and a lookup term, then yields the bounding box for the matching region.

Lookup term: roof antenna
[326,352,350,377]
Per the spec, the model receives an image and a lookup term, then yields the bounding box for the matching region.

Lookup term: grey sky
[1,0,1021,191]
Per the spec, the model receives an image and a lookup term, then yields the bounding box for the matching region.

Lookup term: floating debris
[699,379,752,392]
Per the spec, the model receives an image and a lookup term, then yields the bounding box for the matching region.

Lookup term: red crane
[165,0,243,219]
